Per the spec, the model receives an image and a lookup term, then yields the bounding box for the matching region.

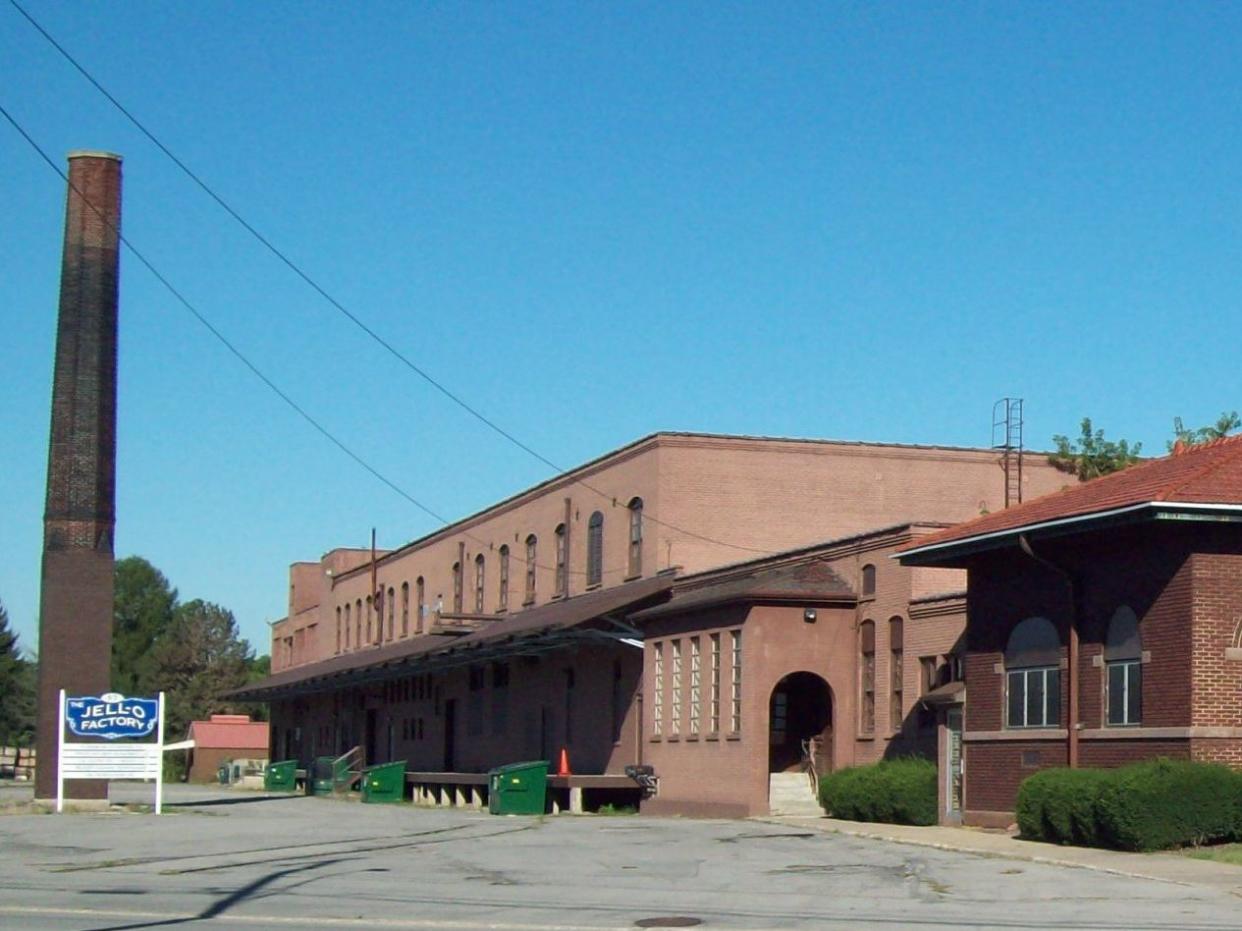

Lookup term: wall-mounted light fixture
[803,608,817,623]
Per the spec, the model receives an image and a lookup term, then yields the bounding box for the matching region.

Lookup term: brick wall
[1191,552,1242,728]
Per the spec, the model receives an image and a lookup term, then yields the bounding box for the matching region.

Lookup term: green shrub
[818,757,937,826]
[1017,759,1242,852]
[1094,759,1242,852]
[1016,768,1109,845]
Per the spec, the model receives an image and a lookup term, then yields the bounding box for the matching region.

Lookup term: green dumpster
[488,760,549,815]
[307,756,336,796]
[361,760,407,804]
[265,759,299,792]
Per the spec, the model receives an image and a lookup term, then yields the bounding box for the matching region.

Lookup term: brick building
[184,714,270,783]
[237,431,1070,815]
[899,436,1242,826]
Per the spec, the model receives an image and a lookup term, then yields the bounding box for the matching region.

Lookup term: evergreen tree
[148,599,255,740]
[0,600,37,753]
[112,556,177,694]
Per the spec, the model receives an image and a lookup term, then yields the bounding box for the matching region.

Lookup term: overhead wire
[8,0,775,558]
[0,102,566,578]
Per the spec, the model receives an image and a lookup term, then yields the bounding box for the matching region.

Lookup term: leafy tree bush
[1048,418,1142,480]
[1094,759,1242,851]
[1016,768,1109,846]
[819,758,937,826]
[1018,760,1242,851]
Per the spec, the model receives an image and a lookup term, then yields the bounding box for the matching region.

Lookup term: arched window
[416,577,425,634]
[861,564,876,597]
[452,561,463,613]
[355,598,363,648]
[628,498,644,577]
[889,617,904,732]
[366,595,373,644]
[1005,617,1061,728]
[344,602,352,649]
[554,523,567,597]
[474,554,486,613]
[336,606,342,654]
[587,511,604,587]
[1105,606,1141,726]
[387,586,395,640]
[524,535,537,604]
[401,582,409,637]
[498,545,510,611]
[860,620,876,734]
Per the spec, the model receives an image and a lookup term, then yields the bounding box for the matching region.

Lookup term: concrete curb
[756,815,1242,897]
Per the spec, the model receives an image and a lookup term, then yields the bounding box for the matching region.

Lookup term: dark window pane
[1008,671,1025,727]
[1127,663,1142,725]
[1046,668,1061,726]
[1026,670,1044,726]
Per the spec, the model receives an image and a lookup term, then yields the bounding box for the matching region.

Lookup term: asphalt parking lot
[1,783,1239,931]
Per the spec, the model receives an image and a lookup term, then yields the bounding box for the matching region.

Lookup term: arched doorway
[769,672,833,774]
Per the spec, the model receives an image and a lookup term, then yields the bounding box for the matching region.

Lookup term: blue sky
[3,2,1240,657]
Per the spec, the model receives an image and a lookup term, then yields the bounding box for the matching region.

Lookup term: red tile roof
[186,714,269,750]
[900,435,1242,558]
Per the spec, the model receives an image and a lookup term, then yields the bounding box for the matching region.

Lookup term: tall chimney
[35,151,123,802]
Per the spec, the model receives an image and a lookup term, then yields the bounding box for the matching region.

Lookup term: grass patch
[595,803,637,816]
[1186,843,1242,866]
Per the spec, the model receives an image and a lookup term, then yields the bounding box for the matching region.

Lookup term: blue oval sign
[66,692,159,740]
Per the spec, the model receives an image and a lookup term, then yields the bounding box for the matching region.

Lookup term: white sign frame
[56,689,166,814]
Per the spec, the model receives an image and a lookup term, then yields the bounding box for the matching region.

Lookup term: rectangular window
[525,538,537,604]
[416,579,425,634]
[1107,661,1142,726]
[555,528,567,597]
[730,630,742,734]
[610,661,624,743]
[890,618,904,733]
[709,633,721,734]
[1007,667,1061,728]
[864,630,874,739]
[491,663,509,736]
[499,548,509,611]
[652,642,664,738]
[335,608,342,654]
[453,563,463,613]
[689,636,701,736]
[670,639,682,737]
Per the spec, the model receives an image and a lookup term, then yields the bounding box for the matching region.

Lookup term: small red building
[899,437,1242,826]
[185,714,270,783]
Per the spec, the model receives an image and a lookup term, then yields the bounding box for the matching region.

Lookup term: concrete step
[768,772,823,817]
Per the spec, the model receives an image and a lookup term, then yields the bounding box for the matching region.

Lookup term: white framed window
[671,639,682,736]
[709,633,721,734]
[730,629,742,734]
[1106,606,1142,726]
[689,636,701,736]
[1005,616,1062,728]
[652,642,664,738]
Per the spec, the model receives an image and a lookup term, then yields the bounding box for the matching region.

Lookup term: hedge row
[1017,759,1242,851]
[818,757,937,826]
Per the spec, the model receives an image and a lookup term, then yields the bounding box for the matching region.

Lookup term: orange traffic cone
[557,747,571,776]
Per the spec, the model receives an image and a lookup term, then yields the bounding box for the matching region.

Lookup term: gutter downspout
[1017,534,1080,769]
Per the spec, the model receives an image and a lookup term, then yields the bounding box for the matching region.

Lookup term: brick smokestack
[35,151,123,801]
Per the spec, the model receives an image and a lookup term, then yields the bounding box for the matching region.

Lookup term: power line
[9,0,774,557]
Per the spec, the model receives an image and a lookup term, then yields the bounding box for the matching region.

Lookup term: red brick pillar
[35,151,123,801]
